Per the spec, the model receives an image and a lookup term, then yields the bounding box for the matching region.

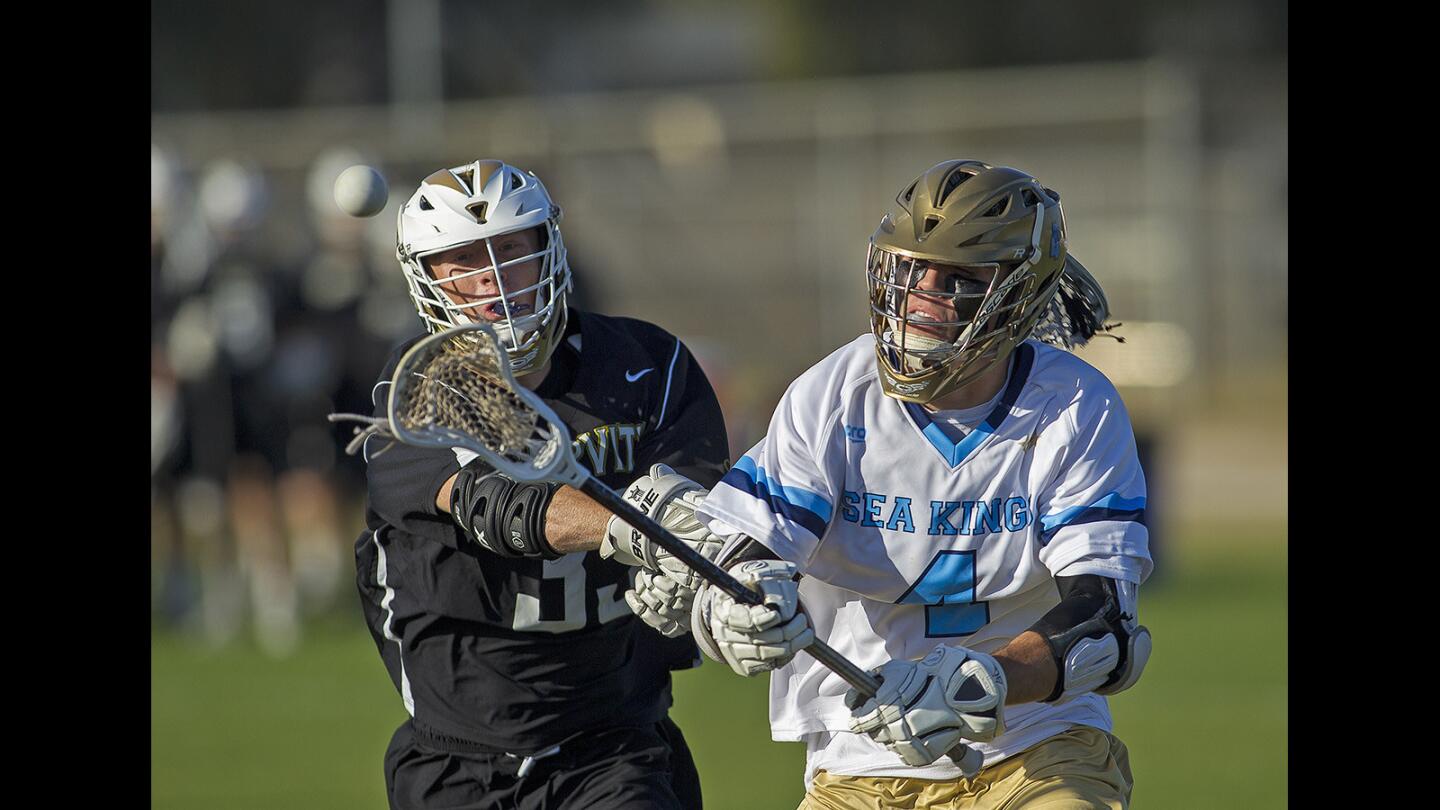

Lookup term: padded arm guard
[1030,575,1151,703]
[450,464,563,559]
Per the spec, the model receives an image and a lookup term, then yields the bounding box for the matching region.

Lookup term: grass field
[152,521,1285,808]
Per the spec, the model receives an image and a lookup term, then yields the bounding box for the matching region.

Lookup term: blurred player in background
[353,159,733,809]
[628,160,1153,808]
[152,147,398,654]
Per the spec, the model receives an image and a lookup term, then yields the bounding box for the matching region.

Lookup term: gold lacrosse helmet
[868,160,1070,404]
[396,159,572,375]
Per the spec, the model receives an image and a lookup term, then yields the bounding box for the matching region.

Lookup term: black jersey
[355,309,730,754]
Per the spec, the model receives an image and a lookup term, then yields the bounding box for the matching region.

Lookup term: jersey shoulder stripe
[1038,492,1148,546]
[718,456,833,540]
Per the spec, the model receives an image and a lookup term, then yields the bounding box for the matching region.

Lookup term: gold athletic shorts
[798,726,1133,810]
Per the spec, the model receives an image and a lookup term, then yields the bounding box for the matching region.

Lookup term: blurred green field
[152,521,1285,809]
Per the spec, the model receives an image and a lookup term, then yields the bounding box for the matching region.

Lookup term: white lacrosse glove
[625,567,693,638]
[693,559,814,677]
[600,465,724,572]
[599,464,727,637]
[845,644,1008,767]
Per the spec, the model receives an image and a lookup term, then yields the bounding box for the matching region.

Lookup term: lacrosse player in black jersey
[353,159,734,810]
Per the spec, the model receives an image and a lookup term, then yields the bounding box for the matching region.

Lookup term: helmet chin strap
[897,332,952,374]
[889,322,979,375]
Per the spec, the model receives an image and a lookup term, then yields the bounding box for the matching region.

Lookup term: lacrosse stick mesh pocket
[393,336,543,461]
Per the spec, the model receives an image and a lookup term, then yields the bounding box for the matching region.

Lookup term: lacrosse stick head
[383,323,586,487]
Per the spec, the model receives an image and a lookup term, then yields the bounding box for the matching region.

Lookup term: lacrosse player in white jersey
[612,160,1152,808]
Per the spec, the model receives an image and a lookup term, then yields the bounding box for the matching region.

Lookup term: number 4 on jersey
[897,550,989,637]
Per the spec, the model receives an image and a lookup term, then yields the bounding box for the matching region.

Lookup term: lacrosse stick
[329,323,985,777]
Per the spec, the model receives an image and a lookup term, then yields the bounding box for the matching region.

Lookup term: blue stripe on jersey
[902,343,1035,468]
[1038,493,1148,547]
[719,456,833,539]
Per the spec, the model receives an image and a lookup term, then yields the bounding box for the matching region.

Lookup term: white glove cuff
[599,466,705,568]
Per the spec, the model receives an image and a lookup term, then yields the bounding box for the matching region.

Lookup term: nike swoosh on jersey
[625,368,654,382]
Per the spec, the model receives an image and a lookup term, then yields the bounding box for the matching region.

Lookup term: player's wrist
[990,631,1061,705]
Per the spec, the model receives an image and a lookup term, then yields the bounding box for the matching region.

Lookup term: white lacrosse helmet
[396,159,572,374]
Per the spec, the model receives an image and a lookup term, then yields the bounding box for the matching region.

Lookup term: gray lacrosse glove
[626,567,692,637]
[845,644,1007,767]
[693,559,814,677]
[600,465,723,571]
[599,464,726,637]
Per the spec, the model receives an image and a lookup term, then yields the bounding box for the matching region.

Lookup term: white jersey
[697,334,1151,787]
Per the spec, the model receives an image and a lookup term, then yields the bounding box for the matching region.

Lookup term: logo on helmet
[509,346,540,371]
[883,371,927,395]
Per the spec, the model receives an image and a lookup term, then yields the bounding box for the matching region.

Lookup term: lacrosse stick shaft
[578,475,985,777]
[581,477,759,605]
[579,476,879,690]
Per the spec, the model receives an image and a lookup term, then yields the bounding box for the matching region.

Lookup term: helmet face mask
[867,160,1069,404]
[416,226,564,368]
[397,160,572,375]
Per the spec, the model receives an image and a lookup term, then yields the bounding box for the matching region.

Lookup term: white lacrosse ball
[333,164,389,218]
